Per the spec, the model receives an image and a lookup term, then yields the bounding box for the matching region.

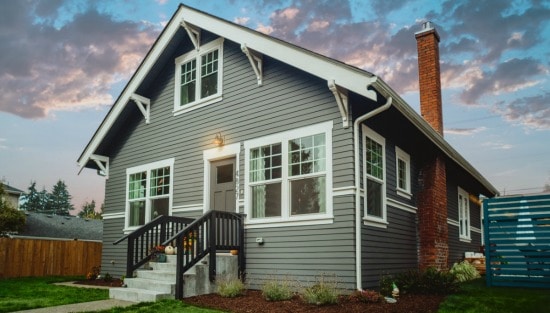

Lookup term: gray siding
[101,37,358,290]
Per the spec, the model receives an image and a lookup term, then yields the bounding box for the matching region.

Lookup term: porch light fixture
[213,132,225,147]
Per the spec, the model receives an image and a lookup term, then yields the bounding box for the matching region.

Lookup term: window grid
[398,159,407,190]
[150,166,170,197]
[366,137,383,180]
[250,143,282,183]
[129,172,146,200]
[201,50,218,77]
[289,134,326,177]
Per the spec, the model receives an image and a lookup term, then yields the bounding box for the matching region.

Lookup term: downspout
[354,95,392,290]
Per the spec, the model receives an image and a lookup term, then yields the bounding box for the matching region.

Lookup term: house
[12,212,103,241]
[77,4,498,292]
[1,183,24,210]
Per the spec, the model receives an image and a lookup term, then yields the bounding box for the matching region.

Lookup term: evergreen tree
[39,187,49,212]
[78,200,102,219]
[46,180,74,215]
[0,183,26,236]
[20,181,42,211]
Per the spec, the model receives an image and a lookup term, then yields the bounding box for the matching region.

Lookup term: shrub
[450,261,480,282]
[352,289,382,303]
[261,277,295,301]
[217,276,245,298]
[103,273,113,282]
[302,274,339,305]
[380,267,460,296]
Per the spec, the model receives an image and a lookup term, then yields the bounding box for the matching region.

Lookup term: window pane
[249,143,282,182]
[150,167,170,197]
[151,197,169,219]
[129,172,146,199]
[366,178,383,218]
[398,159,407,190]
[201,50,218,98]
[181,60,196,105]
[366,137,383,180]
[251,183,281,218]
[217,164,233,184]
[129,200,145,226]
[288,133,325,176]
[290,176,326,215]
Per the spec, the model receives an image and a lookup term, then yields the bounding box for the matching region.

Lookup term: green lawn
[439,279,550,313]
[94,299,222,313]
[0,276,108,312]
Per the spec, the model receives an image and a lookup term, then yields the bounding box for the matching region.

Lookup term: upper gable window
[174,38,224,115]
[395,146,411,199]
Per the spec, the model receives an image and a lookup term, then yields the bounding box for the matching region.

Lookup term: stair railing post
[126,236,134,278]
[209,211,217,281]
[175,232,184,299]
[238,213,246,281]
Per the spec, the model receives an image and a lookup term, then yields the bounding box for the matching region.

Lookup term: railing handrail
[113,215,194,245]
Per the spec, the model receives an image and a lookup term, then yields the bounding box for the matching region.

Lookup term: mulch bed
[184,290,445,313]
[73,279,124,287]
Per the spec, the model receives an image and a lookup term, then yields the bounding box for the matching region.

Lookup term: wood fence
[0,238,102,278]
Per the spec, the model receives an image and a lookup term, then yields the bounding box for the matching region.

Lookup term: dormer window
[174,38,224,115]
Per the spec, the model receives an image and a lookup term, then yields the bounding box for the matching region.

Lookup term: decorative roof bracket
[130,93,151,124]
[91,154,109,178]
[181,21,201,51]
[241,44,263,86]
[328,80,350,128]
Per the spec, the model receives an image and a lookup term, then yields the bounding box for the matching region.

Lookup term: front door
[210,158,236,212]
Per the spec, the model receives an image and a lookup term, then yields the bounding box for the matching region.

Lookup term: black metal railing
[113,215,194,278]
[113,210,246,299]
[162,210,246,299]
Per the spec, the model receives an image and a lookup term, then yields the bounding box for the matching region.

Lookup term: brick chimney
[415,21,443,135]
[415,21,449,270]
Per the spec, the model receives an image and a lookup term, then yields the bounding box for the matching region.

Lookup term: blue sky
[1,0,549,211]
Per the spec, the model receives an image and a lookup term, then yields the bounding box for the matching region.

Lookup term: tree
[77,200,103,219]
[46,180,74,215]
[544,184,550,193]
[0,183,26,236]
[20,181,42,211]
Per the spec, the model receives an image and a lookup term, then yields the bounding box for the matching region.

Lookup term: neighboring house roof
[14,212,103,241]
[77,4,498,197]
[4,184,24,197]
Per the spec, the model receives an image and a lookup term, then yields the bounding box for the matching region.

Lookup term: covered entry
[483,193,550,288]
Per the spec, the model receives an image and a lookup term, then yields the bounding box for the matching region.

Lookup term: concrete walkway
[12,282,137,313]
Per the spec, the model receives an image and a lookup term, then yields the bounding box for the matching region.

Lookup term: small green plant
[86,266,101,280]
[261,276,295,301]
[217,275,245,298]
[450,261,480,282]
[302,274,339,305]
[103,273,113,282]
[380,267,460,296]
[351,289,382,303]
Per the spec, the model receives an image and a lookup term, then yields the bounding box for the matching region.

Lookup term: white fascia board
[77,6,186,169]
[181,8,378,102]
[372,79,499,197]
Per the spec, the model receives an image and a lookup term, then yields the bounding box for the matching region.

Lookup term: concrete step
[109,287,172,302]
[136,269,175,282]
[124,277,175,294]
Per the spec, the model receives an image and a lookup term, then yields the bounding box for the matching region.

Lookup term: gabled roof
[77,4,498,196]
[3,184,24,196]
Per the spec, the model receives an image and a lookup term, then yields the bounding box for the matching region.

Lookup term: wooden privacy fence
[0,238,102,278]
[483,193,550,288]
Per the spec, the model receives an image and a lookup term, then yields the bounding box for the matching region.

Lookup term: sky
[1,0,549,213]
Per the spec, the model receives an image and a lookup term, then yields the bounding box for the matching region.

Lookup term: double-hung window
[245,122,333,226]
[363,126,386,224]
[174,38,223,114]
[126,159,174,230]
[395,147,411,198]
[458,187,471,240]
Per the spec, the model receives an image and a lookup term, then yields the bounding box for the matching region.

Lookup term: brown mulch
[184,290,445,313]
[73,279,124,287]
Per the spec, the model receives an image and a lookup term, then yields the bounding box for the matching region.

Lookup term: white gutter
[353,96,393,290]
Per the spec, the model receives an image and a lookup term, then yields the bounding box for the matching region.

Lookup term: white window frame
[458,187,471,241]
[244,121,333,228]
[124,158,174,232]
[362,125,387,227]
[174,38,224,115]
[395,146,412,199]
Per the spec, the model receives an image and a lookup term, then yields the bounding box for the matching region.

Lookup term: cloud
[0,1,158,119]
[234,16,250,25]
[497,92,550,130]
[481,141,514,150]
[445,126,487,136]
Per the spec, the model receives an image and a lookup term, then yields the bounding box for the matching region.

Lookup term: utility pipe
[353,96,392,290]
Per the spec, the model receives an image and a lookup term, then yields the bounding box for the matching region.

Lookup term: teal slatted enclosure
[483,193,550,288]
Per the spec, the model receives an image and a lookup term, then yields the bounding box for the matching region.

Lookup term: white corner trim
[387,197,417,214]
[172,204,204,213]
[333,186,356,196]
[102,212,125,220]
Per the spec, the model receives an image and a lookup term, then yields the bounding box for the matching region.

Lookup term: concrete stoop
[109,254,238,302]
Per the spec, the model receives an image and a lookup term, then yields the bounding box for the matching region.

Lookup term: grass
[438,278,550,313]
[0,276,108,312]
[94,299,222,313]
